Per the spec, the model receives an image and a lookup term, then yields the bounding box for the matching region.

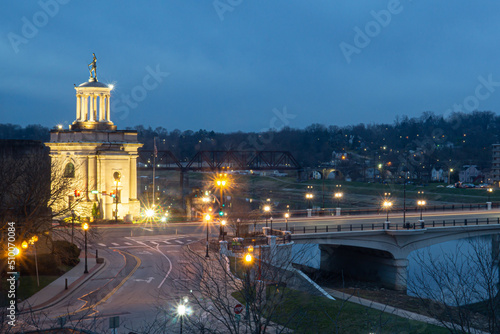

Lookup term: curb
[18,257,108,314]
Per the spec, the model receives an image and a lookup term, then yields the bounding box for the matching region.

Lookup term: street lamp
[263,205,271,227]
[220,219,226,241]
[177,297,190,334]
[30,236,39,287]
[448,168,454,185]
[205,214,211,258]
[215,173,228,215]
[305,193,314,209]
[417,200,426,221]
[383,200,392,222]
[244,253,253,320]
[284,212,289,231]
[113,172,121,222]
[83,222,89,273]
[488,188,493,202]
[334,192,343,208]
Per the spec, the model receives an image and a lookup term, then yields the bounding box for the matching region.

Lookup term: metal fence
[288,217,500,234]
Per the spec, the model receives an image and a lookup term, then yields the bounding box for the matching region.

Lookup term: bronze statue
[88,53,97,80]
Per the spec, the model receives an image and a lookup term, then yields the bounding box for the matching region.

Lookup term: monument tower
[45,54,143,221]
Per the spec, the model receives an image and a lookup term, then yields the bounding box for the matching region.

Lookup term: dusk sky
[2,1,500,133]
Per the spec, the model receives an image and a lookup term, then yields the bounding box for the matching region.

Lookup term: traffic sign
[234,304,244,314]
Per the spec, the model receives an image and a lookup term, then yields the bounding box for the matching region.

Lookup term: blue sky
[2,1,500,132]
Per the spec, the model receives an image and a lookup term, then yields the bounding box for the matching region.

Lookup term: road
[16,209,500,332]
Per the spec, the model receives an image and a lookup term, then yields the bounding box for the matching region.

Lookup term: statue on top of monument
[88,53,97,81]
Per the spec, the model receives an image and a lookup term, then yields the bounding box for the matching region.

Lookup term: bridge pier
[319,245,408,291]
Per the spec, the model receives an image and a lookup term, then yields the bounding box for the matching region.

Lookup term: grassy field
[232,287,448,333]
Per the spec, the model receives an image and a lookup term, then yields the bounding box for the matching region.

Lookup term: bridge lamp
[383,200,392,222]
[417,200,426,220]
[284,212,290,231]
[263,205,271,228]
[305,193,314,209]
[334,192,343,208]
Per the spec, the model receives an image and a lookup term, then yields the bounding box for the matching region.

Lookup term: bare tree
[408,236,500,333]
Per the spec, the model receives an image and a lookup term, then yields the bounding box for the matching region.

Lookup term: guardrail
[287,217,500,234]
[282,202,497,218]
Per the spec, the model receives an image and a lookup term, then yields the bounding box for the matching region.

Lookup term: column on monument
[93,95,98,121]
[99,94,105,121]
[77,95,82,121]
[130,155,138,200]
[88,156,97,200]
[89,94,95,121]
[106,94,111,122]
[82,94,88,121]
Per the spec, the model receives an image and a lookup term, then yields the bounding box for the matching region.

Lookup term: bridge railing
[289,217,500,234]
[283,202,497,219]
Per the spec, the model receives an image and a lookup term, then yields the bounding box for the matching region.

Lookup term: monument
[45,54,143,221]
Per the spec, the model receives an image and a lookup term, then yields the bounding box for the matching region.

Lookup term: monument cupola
[71,53,116,131]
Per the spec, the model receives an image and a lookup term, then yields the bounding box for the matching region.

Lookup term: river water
[407,234,500,305]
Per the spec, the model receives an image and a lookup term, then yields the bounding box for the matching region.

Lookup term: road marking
[111,243,119,246]
[141,227,153,232]
[175,240,184,244]
[134,277,154,283]
[151,241,159,245]
[186,240,192,242]
[124,242,133,245]
[162,241,171,244]
[58,250,141,318]
[137,250,153,255]
[98,243,106,247]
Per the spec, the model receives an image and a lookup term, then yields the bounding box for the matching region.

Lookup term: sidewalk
[18,254,107,313]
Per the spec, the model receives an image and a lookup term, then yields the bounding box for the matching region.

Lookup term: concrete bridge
[291,221,500,291]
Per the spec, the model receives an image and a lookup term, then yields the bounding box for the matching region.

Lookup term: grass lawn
[0,264,74,307]
[232,287,449,334]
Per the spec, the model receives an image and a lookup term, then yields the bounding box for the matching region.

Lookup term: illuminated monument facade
[45,55,143,220]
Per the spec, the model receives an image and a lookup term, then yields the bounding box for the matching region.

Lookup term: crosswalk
[94,236,194,249]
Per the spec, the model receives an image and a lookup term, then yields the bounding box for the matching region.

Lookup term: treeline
[3,111,499,169]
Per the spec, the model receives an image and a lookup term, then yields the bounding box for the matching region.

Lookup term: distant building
[431,167,444,182]
[459,165,481,183]
[493,144,500,185]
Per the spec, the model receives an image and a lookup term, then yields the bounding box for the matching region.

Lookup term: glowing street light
[383,200,392,222]
[488,187,493,202]
[284,212,290,231]
[263,205,271,228]
[83,222,89,274]
[177,297,190,334]
[334,192,343,208]
[145,208,155,218]
[417,200,426,221]
[205,214,211,258]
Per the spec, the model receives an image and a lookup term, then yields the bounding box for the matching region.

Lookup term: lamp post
[417,200,426,221]
[244,253,253,320]
[216,173,228,215]
[284,212,289,231]
[383,200,392,222]
[220,219,226,241]
[305,193,314,209]
[71,210,75,244]
[83,222,89,273]
[448,168,454,185]
[488,188,493,202]
[113,172,121,222]
[177,297,189,334]
[263,205,271,227]
[31,236,39,287]
[205,214,211,258]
